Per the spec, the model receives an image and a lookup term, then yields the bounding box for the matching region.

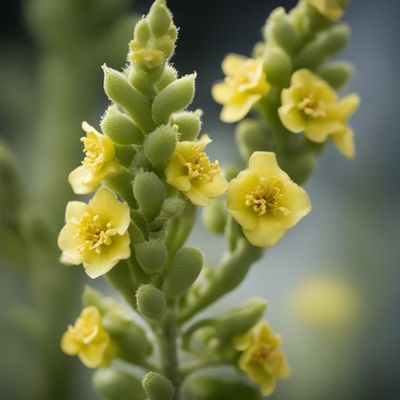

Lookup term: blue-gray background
[1,0,399,399]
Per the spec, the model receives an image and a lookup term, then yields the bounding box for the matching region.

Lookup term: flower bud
[143,372,175,400]
[132,152,152,173]
[93,368,146,400]
[151,73,196,125]
[266,8,300,54]
[102,105,144,145]
[170,110,202,141]
[214,297,267,340]
[103,65,152,133]
[144,125,178,170]
[236,119,272,160]
[156,65,178,91]
[107,263,137,309]
[161,197,186,218]
[114,145,136,167]
[136,284,167,321]
[263,46,292,88]
[183,372,261,400]
[135,240,167,274]
[148,0,172,37]
[162,247,203,299]
[294,24,350,69]
[133,170,165,221]
[202,198,227,234]
[134,19,151,45]
[316,61,353,89]
[102,313,152,364]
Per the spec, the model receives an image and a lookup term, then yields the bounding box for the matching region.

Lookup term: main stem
[159,299,180,400]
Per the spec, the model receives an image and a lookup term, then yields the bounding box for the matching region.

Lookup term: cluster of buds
[57,0,359,399]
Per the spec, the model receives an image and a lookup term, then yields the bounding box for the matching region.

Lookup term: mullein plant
[58,0,359,399]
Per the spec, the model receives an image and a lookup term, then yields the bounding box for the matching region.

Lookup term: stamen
[185,144,220,182]
[298,93,326,118]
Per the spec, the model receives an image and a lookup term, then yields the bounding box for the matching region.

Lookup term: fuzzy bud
[316,61,353,89]
[136,284,167,321]
[170,110,202,141]
[93,368,146,400]
[135,240,167,274]
[162,247,203,299]
[144,125,178,169]
[151,74,196,125]
[156,65,178,91]
[103,65,152,133]
[202,198,227,235]
[148,0,172,37]
[133,170,165,221]
[143,372,174,400]
[102,105,144,145]
[263,46,292,88]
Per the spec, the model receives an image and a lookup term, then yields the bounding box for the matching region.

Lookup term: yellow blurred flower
[305,0,348,21]
[61,306,115,368]
[165,135,228,206]
[278,69,359,151]
[234,321,290,397]
[212,54,270,123]
[69,121,120,195]
[290,276,359,330]
[58,187,131,278]
[227,152,311,247]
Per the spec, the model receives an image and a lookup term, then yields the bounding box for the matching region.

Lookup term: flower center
[298,93,326,118]
[245,181,289,217]
[70,321,99,344]
[81,137,104,171]
[185,145,220,182]
[75,212,117,254]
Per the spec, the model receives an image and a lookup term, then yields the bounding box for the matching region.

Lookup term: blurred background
[1,0,399,399]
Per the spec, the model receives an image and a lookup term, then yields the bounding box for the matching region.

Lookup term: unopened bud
[136,284,167,321]
[170,110,202,141]
[143,372,174,400]
[135,240,167,274]
[144,125,177,169]
[202,198,227,235]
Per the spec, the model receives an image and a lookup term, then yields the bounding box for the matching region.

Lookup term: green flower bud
[294,24,350,69]
[93,368,146,400]
[135,240,167,274]
[107,263,137,309]
[136,284,167,321]
[103,65,153,133]
[134,19,151,45]
[142,372,174,400]
[156,65,178,91]
[133,170,166,221]
[131,152,153,173]
[202,198,227,235]
[102,313,152,364]
[316,61,353,89]
[162,247,203,299]
[214,297,266,340]
[114,145,136,167]
[236,119,272,160]
[102,105,144,145]
[148,0,172,37]
[144,125,178,169]
[266,8,300,54]
[170,110,202,141]
[151,73,196,125]
[183,372,261,400]
[263,46,292,88]
[161,197,186,218]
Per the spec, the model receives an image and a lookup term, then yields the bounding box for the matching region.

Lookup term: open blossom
[69,121,120,195]
[58,187,130,278]
[61,306,115,368]
[227,152,311,247]
[234,321,290,397]
[305,0,349,21]
[165,135,228,206]
[212,54,270,123]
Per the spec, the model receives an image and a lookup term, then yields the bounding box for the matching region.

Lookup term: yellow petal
[332,127,355,159]
[249,152,290,182]
[58,223,82,265]
[222,53,247,76]
[212,82,234,104]
[83,231,131,279]
[243,217,287,247]
[68,166,99,195]
[336,94,360,120]
[88,187,130,235]
[61,331,79,355]
[278,105,305,133]
[65,201,87,222]
[227,170,260,211]
[305,119,344,142]
[281,182,312,228]
[220,94,261,123]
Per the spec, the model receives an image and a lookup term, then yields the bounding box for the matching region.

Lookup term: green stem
[159,300,180,400]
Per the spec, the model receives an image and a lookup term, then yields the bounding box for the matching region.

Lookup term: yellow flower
[279,69,359,151]
[58,187,131,278]
[69,121,120,194]
[61,306,115,368]
[234,321,290,397]
[212,54,270,123]
[227,152,311,247]
[129,41,166,69]
[305,0,349,21]
[165,135,228,206]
